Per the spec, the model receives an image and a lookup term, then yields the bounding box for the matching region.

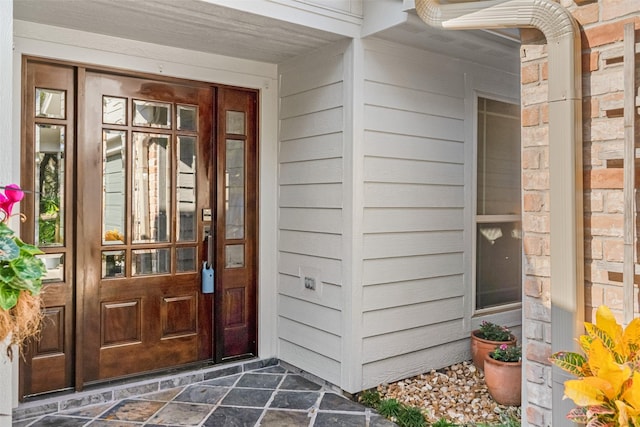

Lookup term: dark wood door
[78,71,215,383]
[215,88,258,361]
[20,60,76,397]
[20,60,258,396]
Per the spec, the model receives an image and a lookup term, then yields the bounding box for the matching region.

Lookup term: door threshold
[13,357,278,422]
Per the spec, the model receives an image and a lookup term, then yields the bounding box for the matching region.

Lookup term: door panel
[20,60,76,397]
[80,72,214,383]
[216,88,258,361]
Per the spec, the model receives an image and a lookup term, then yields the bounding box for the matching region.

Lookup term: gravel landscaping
[375,361,521,425]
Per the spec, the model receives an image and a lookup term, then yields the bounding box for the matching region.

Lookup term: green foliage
[396,406,426,427]
[477,321,513,342]
[0,222,45,310]
[489,344,522,362]
[377,398,402,419]
[358,389,381,408]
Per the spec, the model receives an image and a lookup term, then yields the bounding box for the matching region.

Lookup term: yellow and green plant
[550,305,640,426]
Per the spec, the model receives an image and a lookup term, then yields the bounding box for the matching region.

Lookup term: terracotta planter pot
[483,354,522,406]
[470,330,517,371]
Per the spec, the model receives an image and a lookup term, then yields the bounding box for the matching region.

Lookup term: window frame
[470,93,523,317]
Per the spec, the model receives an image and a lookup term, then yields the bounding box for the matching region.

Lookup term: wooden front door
[79,71,215,383]
[20,59,258,397]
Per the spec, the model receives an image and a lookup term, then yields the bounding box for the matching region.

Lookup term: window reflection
[132,249,170,275]
[38,253,64,282]
[225,140,244,239]
[177,136,196,241]
[225,244,244,268]
[132,133,170,243]
[36,124,65,246]
[36,88,65,119]
[103,130,126,244]
[177,105,197,131]
[102,251,125,278]
[103,96,126,125]
[133,100,171,128]
[226,111,245,135]
[177,247,196,272]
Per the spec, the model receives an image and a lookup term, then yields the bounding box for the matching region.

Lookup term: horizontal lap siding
[277,45,346,385]
[360,41,468,388]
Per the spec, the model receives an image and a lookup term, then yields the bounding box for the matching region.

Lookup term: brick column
[521,1,640,425]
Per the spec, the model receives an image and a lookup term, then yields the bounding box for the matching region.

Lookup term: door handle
[207,234,214,269]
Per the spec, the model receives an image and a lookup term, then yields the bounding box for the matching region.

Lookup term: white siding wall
[277,41,349,386]
[359,39,519,389]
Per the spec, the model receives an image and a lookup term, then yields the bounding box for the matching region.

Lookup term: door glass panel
[132,133,170,243]
[103,96,127,125]
[36,124,65,246]
[36,89,65,119]
[103,130,126,245]
[226,111,245,135]
[38,253,64,282]
[177,136,196,242]
[176,247,196,272]
[102,250,125,279]
[225,244,244,268]
[133,100,171,128]
[225,139,244,239]
[177,105,197,131]
[132,248,170,275]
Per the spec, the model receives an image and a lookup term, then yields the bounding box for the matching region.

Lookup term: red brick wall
[521,1,640,425]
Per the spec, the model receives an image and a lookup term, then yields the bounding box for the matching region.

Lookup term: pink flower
[0,184,24,221]
[500,344,508,351]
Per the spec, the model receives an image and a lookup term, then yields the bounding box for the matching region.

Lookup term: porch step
[13,358,279,422]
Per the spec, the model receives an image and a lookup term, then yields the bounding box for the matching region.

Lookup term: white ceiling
[13,0,347,64]
[13,0,520,71]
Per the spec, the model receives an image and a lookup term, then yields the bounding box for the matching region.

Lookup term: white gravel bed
[376,361,521,425]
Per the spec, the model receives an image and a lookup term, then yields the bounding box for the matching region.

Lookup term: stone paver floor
[13,364,397,427]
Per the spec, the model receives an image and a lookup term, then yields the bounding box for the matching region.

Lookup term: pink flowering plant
[0,184,45,348]
[490,344,522,363]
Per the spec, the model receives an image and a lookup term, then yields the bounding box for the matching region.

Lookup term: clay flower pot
[470,330,517,371]
[483,354,522,406]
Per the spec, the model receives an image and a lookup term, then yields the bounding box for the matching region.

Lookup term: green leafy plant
[377,398,403,419]
[0,184,45,350]
[550,305,640,426]
[0,222,45,310]
[490,344,522,363]
[477,321,513,341]
[358,389,381,408]
[396,406,426,427]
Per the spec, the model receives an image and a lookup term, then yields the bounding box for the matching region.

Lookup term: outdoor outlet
[304,276,316,290]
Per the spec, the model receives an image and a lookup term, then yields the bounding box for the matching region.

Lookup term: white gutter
[414,0,584,425]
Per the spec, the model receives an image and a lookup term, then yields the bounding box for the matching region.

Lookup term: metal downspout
[414,0,584,425]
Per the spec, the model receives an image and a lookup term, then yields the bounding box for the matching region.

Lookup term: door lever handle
[207,234,214,269]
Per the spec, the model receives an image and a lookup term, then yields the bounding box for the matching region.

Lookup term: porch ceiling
[13,0,346,64]
[372,12,521,75]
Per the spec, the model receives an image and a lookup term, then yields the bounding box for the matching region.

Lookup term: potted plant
[471,321,517,370]
[0,184,45,353]
[484,343,522,406]
[550,305,640,425]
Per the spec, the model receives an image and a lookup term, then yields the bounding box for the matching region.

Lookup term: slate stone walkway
[13,363,397,427]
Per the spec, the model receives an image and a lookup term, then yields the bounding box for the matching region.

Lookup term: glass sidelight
[35,124,65,247]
